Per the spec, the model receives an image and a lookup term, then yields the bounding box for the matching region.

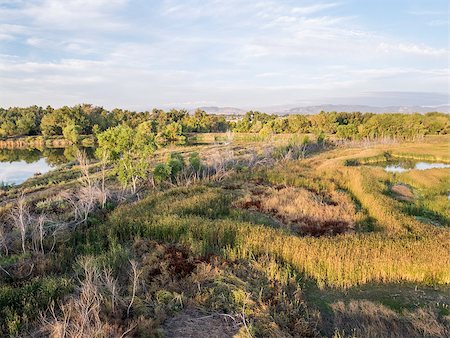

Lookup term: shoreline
[0,135,95,149]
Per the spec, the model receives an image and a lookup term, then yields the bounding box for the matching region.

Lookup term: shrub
[167,152,185,179]
[188,152,202,171]
[153,163,171,184]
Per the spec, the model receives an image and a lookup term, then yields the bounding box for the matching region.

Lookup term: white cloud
[377,42,447,56]
[291,3,339,15]
[0,0,448,108]
[22,0,129,31]
[0,23,26,40]
[428,19,449,27]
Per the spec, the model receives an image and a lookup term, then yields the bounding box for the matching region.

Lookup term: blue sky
[0,0,448,109]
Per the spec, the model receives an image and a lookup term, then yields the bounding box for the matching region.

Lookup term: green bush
[188,152,202,171]
[168,152,185,178]
[153,163,172,183]
[0,277,72,335]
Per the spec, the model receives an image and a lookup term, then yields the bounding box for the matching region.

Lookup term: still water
[0,158,53,185]
[0,147,93,185]
[370,160,450,173]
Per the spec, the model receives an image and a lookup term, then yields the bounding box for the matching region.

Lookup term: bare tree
[31,214,47,254]
[62,151,105,224]
[41,257,136,337]
[10,195,31,254]
[97,148,109,208]
[42,257,104,337]
[101,267,119,316]
[127,259,143,318]
[0,222,8,256]
[225,130,234,145]
[77,150,92,190]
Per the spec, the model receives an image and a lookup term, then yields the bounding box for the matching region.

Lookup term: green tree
[96,122,157,193]
[62,123,81,143]
[336,124,358,140]
[167,153,185,179]
[287,115,311,133]
[158,122,186,144]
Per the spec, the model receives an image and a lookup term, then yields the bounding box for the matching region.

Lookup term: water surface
[370,159,450,173]
[0,147,93,185]
[0,158,54,185]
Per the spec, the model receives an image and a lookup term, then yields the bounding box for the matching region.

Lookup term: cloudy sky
[0,0,448,109]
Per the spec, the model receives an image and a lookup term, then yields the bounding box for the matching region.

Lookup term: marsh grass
[108,186,450,289]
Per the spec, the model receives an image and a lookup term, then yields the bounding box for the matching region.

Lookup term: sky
[0,0,449,110]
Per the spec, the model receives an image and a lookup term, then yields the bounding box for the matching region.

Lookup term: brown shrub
[238,186,361,236]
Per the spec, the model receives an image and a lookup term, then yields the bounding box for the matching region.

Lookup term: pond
[370,160,450,173]
[0,147,94,186]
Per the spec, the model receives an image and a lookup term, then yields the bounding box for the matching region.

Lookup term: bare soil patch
[391,183,414,201]
[163,308,241,338]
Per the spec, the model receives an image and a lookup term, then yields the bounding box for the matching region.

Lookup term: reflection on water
[0,158,53,185]
[0,146,94,185]
[369,159,450,173]
[414,162,450,170]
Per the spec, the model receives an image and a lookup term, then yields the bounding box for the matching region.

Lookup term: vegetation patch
[237,185,361,236]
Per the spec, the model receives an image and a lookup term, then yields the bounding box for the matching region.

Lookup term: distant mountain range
[284,105,450,115]
[192,106,246,114]
[194,104,450,115]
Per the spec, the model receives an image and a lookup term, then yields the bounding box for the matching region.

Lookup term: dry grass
[238,186,362,236]
[331,300,449,338]
[41,257,128,338]
[341,167,419,234]
[3,135,450,337]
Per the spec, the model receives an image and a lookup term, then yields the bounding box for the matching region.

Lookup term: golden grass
[237,185,362,235]
[261,187,359,224]
[399,168,450,193]
[340,167,425,234]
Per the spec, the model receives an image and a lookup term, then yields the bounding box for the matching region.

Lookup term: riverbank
[0,135,95,149]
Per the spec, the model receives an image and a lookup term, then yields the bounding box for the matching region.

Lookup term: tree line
[1,104,448,141]
[232,111,449,140]
[0,104,228,141]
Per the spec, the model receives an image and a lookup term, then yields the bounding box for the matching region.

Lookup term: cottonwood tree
[96,122,157,194]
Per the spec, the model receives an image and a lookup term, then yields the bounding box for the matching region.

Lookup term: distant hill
[192,105,450,115]
[192,106,245,115]
[284,105,450,115]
